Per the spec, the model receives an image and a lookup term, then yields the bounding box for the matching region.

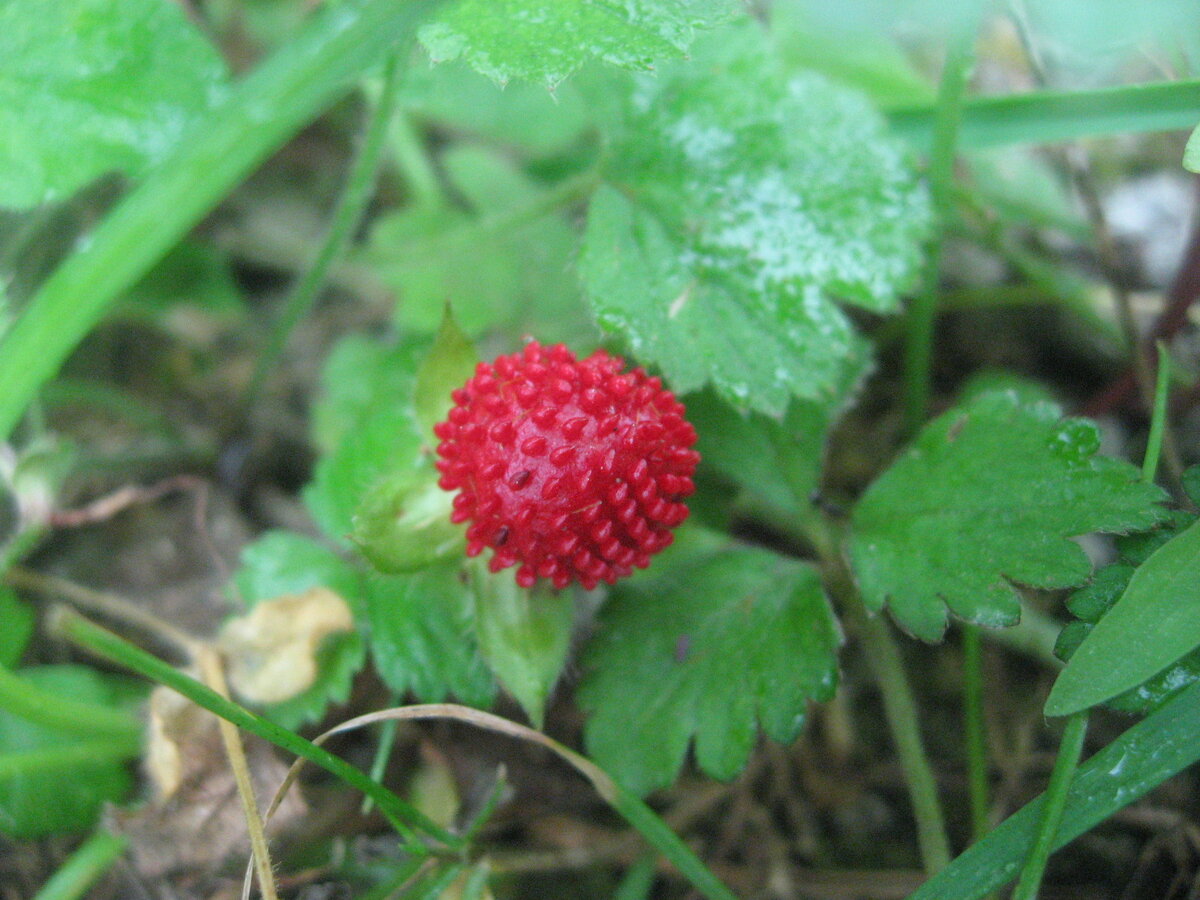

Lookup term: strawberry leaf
[363,147,589,344]
[232,531,366,729]
[365,565,496,707]
[580,22,929,415]
[419,0,736,88]
[579,536,839,794]
[0,0,228,209]
[849,392,1168,642]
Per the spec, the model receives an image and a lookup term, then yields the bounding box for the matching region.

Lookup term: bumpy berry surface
[434,341,699,590]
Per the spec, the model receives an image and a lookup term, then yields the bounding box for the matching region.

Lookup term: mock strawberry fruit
[434,341,699,591]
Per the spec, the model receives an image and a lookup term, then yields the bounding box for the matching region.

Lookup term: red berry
[434,341,699,591]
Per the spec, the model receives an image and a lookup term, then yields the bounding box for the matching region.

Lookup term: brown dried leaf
[218,587,353,705]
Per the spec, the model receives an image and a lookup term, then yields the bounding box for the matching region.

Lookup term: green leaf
[0,0,229,209]
[398,59,591,154]
[686,344,870,524]
[365,564,495,707]
[0,589,34,667]
[468,562,574,728]
[579,539,840,794]
[0,666,138,838]
[849,391,1168,641]
[580,23,929,414]
[1185,123,1200,174]
[116,240,245,323]
[232,531,366,729]
[413,309,478,443]
[909,678,1200,900]
[363,146,588,342]
[419,0,737,87]
[1047,517,1200,717]
[311,334,425,456]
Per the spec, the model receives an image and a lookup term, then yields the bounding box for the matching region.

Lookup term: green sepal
[467,560,574,729]
[351,466,464,574]
[413,307,478,444]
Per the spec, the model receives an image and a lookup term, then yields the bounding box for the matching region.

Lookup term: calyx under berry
[434,341,699,590]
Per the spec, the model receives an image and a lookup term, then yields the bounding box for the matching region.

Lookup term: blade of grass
[906,678,1200,900]
[0,0,443,441]
[257,705,739,900]
[1010,712,1088,900]
[889,78,1200,151]
[50,607,462,853]
[32,830,128,900]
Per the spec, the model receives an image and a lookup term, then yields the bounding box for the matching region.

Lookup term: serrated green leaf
[365,564,495,707]
[1046,518,1200,717]
[363,147,588,342]
[0,589,34,668]
[306,406,425,541]
[0,0,229,209]
[580,23,929,414]
[0,666,137,838]
[232,531,366,729]
[849,391,1168,641]
[399,59,591,154]
[686,344,870,523]
[468,563,574,728]
[419,0,736,87]
[579,541,839,794]
[414,309,478,443]
[311,334,426,456]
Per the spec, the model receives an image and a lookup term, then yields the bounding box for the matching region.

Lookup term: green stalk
[855,609,952,873]
[0,664,142,742]
[0,0,443,441]
[811,521,951,873]
[1142,341,1171,485]
[1010,712,1088,900]
[51,608,462,853]
[32,830,128,900]
[962,626,990,842]
[903,14,979,432]
[245,51,404,408]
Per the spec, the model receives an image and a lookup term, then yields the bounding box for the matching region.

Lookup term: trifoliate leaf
[419,0,737,88]
[580,22,930,414]
[0,666,138,838]
[232,531,366,728]
[363,147,588,343]
[1047,516,1200,717]
[579,539,840,794]
[365,565,495,707]
[849,391,1168,641]
[0,0,229,209]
